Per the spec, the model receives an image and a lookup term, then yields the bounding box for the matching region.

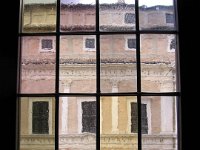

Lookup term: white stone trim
[83,36,96,51]
[28,97,53,135]
[127,97,151,134]
[77,97,96,134]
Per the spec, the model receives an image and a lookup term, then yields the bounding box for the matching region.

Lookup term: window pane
[59,35,96,93]
[100,35,137,93]
[99,0,135,31]
[32,101,49,134]
[140,34,177,92]
[141,96,177,150]
[100,96,138,150]
[59,97,96,150]
[139,0,175,30]
[20,36,56,93]
[60,0,96,32]
[22,0,56,33]
[19,97,55,150]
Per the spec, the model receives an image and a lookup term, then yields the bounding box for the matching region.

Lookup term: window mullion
[96,0,100,150]
[55,0,61,150]
[135,0,142,150]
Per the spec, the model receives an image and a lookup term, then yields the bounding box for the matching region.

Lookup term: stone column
[60,80,72,134]
[110,79,119,133]
[160,81,174,134]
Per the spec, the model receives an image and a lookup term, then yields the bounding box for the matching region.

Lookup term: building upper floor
[22,2,175,32]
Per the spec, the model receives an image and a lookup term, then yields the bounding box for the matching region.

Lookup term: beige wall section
[67,97,78,134]
[101,97,112,134]
[23,5,56,25]
[20,97,29,135]
[118,97,128,134]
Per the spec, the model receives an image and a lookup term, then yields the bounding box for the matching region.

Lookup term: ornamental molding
[22,63,175,82]
[20,135,54,145]
[59,133,95,149]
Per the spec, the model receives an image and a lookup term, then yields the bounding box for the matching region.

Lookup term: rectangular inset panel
[59,35,96,93]
[22,0,56,33]
[59,97,96,150]
[19,97,55,150]
[100,96,138,150]
[141,96,177,150]
[141,34,177,92]
[60,0,96,32]
[100,35,137,93]
[20,36,56,93]
[139,0,175,30]
[99,0,135,31]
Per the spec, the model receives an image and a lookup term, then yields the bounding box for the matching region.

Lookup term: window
[124,13,135,24]
[166,13,174,24]
[40,38,55,52]
[83,36,96,51]
[131,102,148,134]
[127,38,136,50]
[170,38,176,50]
[17,1,181,150]
[85,38,95,48]
[168,35,176,52]
[32,101,49,134]
[41,39,53,50]
[82,101,96,133]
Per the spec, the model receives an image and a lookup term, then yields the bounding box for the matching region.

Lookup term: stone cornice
[22,63,175,82]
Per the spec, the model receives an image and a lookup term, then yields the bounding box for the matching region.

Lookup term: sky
[25,0,173,7]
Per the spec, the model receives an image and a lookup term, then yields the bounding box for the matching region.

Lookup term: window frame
[16,0,182,150]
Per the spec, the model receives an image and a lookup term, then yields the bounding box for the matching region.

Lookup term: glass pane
[100,96,138,150]
[59,97,96,150]
[141,96,177,150]
[99,0,135,31]
[20,36,56,93]
[19,97,55,150]
[100,35,137,93]
[22,0,56,33]
[141,34,177,92]
[60,0,96,32]
[139,0,175,30]
[59,35,96,93]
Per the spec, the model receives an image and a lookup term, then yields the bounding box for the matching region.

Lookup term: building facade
[19,1,177,150]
